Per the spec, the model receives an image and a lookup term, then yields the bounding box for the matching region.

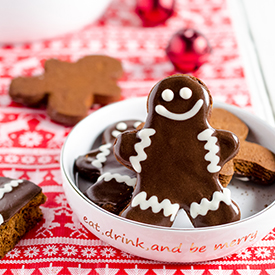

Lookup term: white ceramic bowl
[0,0,112,43]
[61,97,275,263]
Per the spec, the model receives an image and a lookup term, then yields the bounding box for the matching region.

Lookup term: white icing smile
[155,86,209,121]
[155,99,203,121]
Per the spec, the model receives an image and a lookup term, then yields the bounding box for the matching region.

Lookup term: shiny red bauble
[135,0,175,27]
[166,28,212,73]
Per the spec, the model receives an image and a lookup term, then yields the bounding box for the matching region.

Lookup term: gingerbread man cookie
[75,120,142,214]
[114,74,241,227]
[9,55,123,126]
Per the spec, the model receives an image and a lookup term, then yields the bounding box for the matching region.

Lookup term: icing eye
[116,122,127,131]
[180,87,192,100]
[161,89,174,102]
[112,130,121,138]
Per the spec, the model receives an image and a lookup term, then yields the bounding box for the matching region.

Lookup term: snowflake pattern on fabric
[81,247,97,258]
[18,132,43,147]
[24,247,40,258]
[43,245,59,256]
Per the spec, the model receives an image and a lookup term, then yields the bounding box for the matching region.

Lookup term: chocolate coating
[74,120,141,182]
[0,177,42,223]
[75,120,141,214]
[74,151,101,182]
[85,159,135,214]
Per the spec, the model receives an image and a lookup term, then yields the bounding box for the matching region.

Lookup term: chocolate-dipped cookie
[114,74,241,227]
[75,120,141,214]
[0,177,46,258]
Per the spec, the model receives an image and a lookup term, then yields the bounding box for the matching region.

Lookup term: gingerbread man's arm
[9,76,47,106]
[74,145,112,182]
[216,129,240,166]
[114,130,140,171]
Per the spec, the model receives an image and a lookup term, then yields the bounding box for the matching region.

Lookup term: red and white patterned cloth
[0,0,274,274]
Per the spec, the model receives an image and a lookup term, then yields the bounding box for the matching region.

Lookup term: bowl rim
[61,97,275,233]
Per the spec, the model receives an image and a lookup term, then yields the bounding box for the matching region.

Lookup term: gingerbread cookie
[210,107,275,185]
[210,108,249,141]
[210,107,249,187]
[9,55,123,126]
[234,141,275,185]
[0,177,46,258]
[75,120,142,214]
[114,74,241,227]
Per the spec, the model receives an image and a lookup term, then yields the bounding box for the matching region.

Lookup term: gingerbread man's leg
[120,187,180,227]
[121,202,176,227]
[189,196,240,227]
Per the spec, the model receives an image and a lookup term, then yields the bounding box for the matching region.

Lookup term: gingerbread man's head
[146,74,212,129]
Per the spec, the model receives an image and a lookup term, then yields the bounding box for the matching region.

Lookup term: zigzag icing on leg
[197,128,221,173]
[131,191,180,222]
[190,188,232,219]
[91,143,112,169]
[97,172,137,187]
[130,128,156,173]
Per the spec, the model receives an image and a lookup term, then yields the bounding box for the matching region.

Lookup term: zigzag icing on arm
[190,188,232,219]
[0,179,24,225]
[131,191,180,222]
[97,172,137,187]
[129,128,156,173]
[197,129,221,173]
[91,143,112,168]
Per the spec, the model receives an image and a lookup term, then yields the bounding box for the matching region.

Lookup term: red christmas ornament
[135,0,175,27]
[166,28,212,73]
